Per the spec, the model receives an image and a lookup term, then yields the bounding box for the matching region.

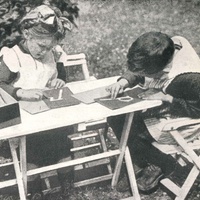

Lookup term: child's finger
[50,80,57,88]
[35,91,44,100]
[32,94,41,100]
[48,80,51,86]
[56,81,63,89]
[58,81,63,88]
[111,88,119,99]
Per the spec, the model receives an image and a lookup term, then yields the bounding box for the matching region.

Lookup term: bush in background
[0,0,79,49]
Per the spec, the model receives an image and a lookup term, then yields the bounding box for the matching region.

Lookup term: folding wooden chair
[152,117,200,200]
[65,53,96,81]
[63,53,113,187]
[64,52,108,133]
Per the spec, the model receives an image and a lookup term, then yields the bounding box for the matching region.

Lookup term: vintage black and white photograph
[0,0,200,199]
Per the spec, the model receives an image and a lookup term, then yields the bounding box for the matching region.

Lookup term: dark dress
[108,72,200,175]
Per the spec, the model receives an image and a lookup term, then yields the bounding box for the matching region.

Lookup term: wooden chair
[64,52,108,132]
[65,53,95,81]
[64,53,113,187]
[152,117,200,200]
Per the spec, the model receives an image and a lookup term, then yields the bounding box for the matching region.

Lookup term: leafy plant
[0,0,79,49]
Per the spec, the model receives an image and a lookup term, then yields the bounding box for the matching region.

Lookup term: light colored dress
[0,45,58,89]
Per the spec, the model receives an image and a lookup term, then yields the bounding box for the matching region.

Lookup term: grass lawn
[1,0,200,199]
[64,0,200,80]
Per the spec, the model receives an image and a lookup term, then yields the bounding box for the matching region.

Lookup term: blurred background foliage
[1,0,200,81]
[0,0,79,48]
[62,0,200,80]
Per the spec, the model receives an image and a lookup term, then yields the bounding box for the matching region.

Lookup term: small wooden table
[0,76,162,200]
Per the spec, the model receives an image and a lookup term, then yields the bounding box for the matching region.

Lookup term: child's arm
[139,91,173,103]
[166,73,200,118]
[106,70,145,99]
[57,62,66,82]
[53,45,68,65]
[48,45,67,88]
[0,60,21,99]
[120,70,145,88]
[0,59,44,101]
[16,89,43,101]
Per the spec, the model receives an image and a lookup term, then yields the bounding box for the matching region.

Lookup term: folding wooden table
[0,76,162,200]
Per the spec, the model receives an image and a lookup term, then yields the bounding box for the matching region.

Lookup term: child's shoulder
[0,45,19,56]
[0,45,21,72]
[1,46,13,54]
[171,36,191,47]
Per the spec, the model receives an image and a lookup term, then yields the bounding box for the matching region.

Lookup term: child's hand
[106,82,124,99]
[106,79,129,99]
[48,79,65,89]
[140,91,173,103]
[16,89,44,101]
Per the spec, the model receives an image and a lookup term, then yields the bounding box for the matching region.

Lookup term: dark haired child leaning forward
[107,31,200,192]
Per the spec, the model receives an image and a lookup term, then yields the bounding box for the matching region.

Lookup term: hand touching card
[138,91,173,103]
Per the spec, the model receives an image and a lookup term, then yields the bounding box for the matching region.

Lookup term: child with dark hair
[127,32,174,75]
[107,31,200,192]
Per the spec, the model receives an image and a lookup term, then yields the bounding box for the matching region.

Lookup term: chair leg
[98,130,112,174]
[175,165,199,200]
[169,130,200,199]
[69,127,113,187]
[170,130,200,170]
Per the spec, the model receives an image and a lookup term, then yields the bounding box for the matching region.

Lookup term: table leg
[9,138,26,200]
[111,112,134,187]
[111,112,140,200]
[20,136,27,195]
[125,147,140,200]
